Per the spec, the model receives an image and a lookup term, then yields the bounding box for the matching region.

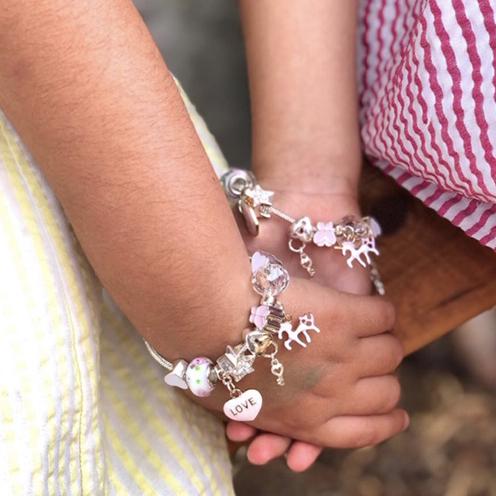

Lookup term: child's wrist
[252,162,359,200]
[147,266,259,363]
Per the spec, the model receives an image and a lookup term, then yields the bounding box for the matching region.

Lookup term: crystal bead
[250,250,284,273]
[252,262,290,296]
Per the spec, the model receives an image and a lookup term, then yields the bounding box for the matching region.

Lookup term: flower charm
[249,305,271,329]
[313,222,336,247]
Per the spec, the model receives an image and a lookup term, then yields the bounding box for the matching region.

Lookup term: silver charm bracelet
[220,168,383,288]
[144,251,321,422]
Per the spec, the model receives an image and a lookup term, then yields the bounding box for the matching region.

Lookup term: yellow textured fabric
[0,89,234,495]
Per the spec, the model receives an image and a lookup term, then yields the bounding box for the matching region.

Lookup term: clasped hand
[222,186,408,471]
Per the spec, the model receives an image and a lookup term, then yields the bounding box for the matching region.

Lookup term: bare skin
[0,0,407,477]
[229,0,393,470]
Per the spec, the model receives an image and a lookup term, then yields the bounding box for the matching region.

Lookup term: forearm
[0,0,252,358]
[239,0,361,194]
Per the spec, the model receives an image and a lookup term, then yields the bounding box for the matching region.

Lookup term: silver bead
[220,168,256,201]
[290,217,314,243]
[163,359,189,389]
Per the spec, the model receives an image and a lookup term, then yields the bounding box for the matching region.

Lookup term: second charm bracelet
[221,168,384,294]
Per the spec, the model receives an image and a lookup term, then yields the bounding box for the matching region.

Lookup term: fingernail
[403,412,410,430]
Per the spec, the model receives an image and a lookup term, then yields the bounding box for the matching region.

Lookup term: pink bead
[313,222,336,247]
[249,305,270,329]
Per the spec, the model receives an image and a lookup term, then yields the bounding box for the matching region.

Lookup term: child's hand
[206,277,407,467]
[225,183,398,470]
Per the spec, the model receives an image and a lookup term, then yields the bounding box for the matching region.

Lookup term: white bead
[185,357,215,397]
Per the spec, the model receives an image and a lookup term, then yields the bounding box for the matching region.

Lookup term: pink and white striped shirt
[358,0,496,250]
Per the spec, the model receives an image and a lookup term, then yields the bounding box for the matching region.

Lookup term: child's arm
[239,0,362,197]
[0,0,253,358]
[238,0,370,300]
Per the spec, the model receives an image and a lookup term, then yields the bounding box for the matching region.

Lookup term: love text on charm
[223,389,263,421]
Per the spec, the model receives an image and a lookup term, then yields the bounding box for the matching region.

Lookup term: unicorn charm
[340,237,379,269]
[277,313,321,351]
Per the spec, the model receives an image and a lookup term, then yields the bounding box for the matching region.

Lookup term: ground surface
[234,342,496,496]
[135,3,496,494]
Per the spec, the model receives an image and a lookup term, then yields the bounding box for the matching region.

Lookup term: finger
[339,294,396,337]
[286,282,395,338]
[356,334,404,376]
[225,422,258,442]
[286,442,323,472]
[246,433,292,465]
[345,375,402,415]
[313,409,410,449]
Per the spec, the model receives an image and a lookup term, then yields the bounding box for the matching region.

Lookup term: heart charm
[223,389,263,422]
[240,201,260,236]
[163,359,188,390]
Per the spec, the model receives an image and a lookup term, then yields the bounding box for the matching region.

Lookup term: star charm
[244,185,274,209]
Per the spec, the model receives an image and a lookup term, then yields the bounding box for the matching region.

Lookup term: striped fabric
[0,88,234,495]
[358,0,496,249]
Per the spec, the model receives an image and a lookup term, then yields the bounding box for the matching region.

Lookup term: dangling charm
[269,354,285,386]
[289,217,316,276]
[339,236,380,268]
[277,313,321,351]
[288,239,316,277]
[223,389,263,422]
[218,370,262,422]
[239,200,260,236]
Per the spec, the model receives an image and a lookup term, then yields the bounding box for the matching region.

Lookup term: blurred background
[135,2,496,495]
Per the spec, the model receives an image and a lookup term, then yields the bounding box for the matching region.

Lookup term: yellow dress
[0,86,234,495]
